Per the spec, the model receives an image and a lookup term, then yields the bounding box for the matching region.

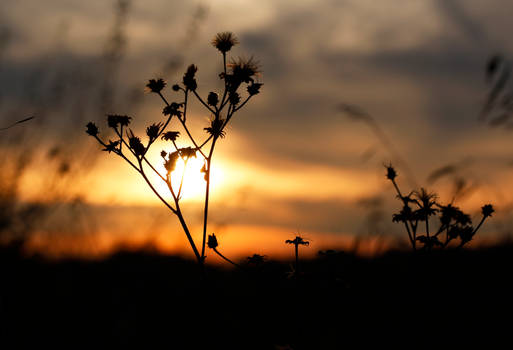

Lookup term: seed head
[204,118,226,138]
[163,103,183,118]
[107,115,131,129]
[229,92,240,105]
[247,82,263,96]
[102,140,120,153]
[146,122,163,142]
[207,92,219,106]
[86,122,99,136]
[183,64,198,91]
[161,131,180,142]
[211,32,238,53]
[481,204,494,218]
[385,164,397,181]
[146,78,166,93]
[228,56,260,84]
[127,130,145,157]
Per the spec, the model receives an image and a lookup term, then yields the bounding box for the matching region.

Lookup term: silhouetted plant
[206,233,241,268]
[285,235,309,276]
[246,253,267,266]
[86,32,262,267]
[385,164,494,251]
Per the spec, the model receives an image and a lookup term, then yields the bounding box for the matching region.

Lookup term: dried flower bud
[183,64,198,91]
[385,164,397,181]
[247,83,262,96]
[172,84,180,91]
[103,140,119,153]
[107,115,131,129]
[207,92,219,106]
[163,103,183,118]
[127,130,145,157]
[204,118,226,138]
[161,131,180,142]
[160,150,167,158]
[86,122,99,136]
[481,204,494,217]
[146,78,166,93]
[146,122,162,142]
[207,234,218,249]
[229,92,240,105]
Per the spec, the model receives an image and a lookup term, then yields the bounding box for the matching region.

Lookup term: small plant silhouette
[285,235,309,277]
[86,32,262,267]
[206,233,241,268]
[385,164,494,251]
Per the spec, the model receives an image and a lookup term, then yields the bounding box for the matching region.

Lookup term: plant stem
[391,179,416,250]
[295,244,299,273]
[472,216,487,235]
[200,138,218,259]
[213,248,241,268]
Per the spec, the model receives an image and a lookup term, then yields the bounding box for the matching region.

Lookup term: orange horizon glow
[20,222,504,264]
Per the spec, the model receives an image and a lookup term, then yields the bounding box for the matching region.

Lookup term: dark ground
[1,242,512,349]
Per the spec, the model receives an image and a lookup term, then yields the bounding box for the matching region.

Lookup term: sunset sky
[2,0,513,260]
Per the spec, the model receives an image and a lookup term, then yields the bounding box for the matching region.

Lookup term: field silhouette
[1,241,512,348]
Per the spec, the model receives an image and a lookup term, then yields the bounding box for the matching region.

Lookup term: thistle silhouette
[86,32,262,268]
[385,164,494,251]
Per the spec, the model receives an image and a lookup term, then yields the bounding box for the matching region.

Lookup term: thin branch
[137,160,177,214]
[192,89,216,114]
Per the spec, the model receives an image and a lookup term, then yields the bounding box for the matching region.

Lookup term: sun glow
[155,152,225,202]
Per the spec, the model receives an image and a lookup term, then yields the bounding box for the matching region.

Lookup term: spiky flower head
[161,131,180,142]
[229,92,240,105]
[102,140,120,153]
[247,82,263,96]
[127,130,145,157]
[107,115,131,129]
[86,122,99,136]
[146,78,166,93]
[204,118,226,138]
[482,204,494,217]
[211,32,238,53]
[163,103,183,118]
[146,122,163,142]
[228,56,260,84]
[285,236,310,246]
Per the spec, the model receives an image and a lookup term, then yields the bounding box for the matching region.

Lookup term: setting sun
[153,151,225,202]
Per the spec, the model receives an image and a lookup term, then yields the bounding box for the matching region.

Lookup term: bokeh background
[2,0,513,261]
